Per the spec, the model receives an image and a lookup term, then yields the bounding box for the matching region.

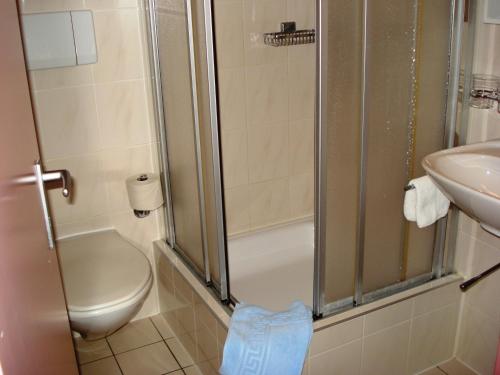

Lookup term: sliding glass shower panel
[362,0,453,292]
[406,0,451,278]
[362,0,419,292]
[189,0,227,287]
[155,2,206,274]
[321,0,455,306]
[323,0,363,303]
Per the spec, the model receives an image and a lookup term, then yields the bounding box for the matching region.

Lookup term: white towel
[404,176,450,228]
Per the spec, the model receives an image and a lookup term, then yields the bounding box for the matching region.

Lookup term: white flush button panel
[21,11,97,70]
[484,0,500,24]
[71,11,97,65]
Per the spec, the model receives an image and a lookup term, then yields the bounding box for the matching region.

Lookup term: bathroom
[0,0,499,374]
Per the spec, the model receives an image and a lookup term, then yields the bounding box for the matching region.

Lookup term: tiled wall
[454,2,500,373]
[155,244,228,375]
[20,0,162,319]
[155,241,462,375]
[307,283,461,375]
[214,0,316,235]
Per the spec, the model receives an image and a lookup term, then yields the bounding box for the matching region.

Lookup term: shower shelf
[264,22,315,47]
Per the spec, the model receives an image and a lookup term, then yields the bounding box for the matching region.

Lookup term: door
[0,1,78,374]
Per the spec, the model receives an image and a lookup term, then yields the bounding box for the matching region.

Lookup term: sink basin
[422,139,500,237]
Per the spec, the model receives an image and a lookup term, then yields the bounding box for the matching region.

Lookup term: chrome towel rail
[460,261,500,291]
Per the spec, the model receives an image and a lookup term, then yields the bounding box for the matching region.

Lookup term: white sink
[422,139,500,237]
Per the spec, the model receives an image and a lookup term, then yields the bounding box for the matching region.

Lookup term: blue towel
[220,301,313,375]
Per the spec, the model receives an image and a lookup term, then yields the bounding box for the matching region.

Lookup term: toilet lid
[58,230,152,313]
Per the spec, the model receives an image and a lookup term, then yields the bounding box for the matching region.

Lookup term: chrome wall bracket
[469,74,500,113]
[264,21,315,47]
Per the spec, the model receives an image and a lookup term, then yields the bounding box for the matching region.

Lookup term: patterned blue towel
[220,301,313,375]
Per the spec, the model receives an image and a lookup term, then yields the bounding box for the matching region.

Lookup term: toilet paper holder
[134,174,152,218]
[127,173,164,218]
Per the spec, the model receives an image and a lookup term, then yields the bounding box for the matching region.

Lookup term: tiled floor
[76,316,477,375]
[420,358,478,375]
[75,316,203,375]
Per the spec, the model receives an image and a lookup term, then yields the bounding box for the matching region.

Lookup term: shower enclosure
[146,0,465,318]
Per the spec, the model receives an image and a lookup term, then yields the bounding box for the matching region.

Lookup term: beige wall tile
[248,178,290,228]
[288,58,315,121]
[34,86,100,159]
[242,0,287,66]
[286,0,315,29]
[361,321,410,375]
[462,239,500,323]
[412,282,461,317]
[289,172,314,218]
[289,118,314,176]
[194,294,217,337]
[166,337,194,368]
[95,80,151,148]
[310,316,363,355]
[30,66,93,90]
[101,144,153,212]
[218,67,247,130]
[245,64,289,126]
[216,0,315,233]
[216,322,228,360]
[85,0,139,10]
[309,339,362,375]
[408,303,459,374]
[221,129,249,188]
[214,1,245,68]
[110,211,158,253]
[196,325,218,363]
[457,305,499,375]
[224,185,251,234]
[247,123,289,183]
[364,299,413,336]
[173,269,195,305]
[93,9,144,82]
[54,214,110,239]
[454,230,476,277]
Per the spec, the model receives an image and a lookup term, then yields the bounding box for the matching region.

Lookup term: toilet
[58,230,152,340]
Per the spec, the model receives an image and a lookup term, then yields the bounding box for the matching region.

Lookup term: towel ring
[404,184,415,191]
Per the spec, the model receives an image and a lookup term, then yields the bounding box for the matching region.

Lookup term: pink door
[0,1,78,374]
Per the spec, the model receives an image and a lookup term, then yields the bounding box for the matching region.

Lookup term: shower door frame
[313,0,466,318]
[146,0,230,303]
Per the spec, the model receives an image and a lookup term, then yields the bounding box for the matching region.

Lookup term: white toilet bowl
[58,230,152,340]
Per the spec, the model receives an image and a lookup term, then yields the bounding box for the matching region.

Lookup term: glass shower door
[147,0,230,301]
[316,0,461,315]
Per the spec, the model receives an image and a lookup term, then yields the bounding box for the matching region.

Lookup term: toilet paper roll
[126,173,164,211]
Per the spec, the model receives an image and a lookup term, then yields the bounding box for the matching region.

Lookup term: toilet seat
[58,230,152,314]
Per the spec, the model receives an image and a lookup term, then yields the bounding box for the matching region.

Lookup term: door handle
[41,169,72,198]
[16,162,72,198]
[15,160,72,249]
